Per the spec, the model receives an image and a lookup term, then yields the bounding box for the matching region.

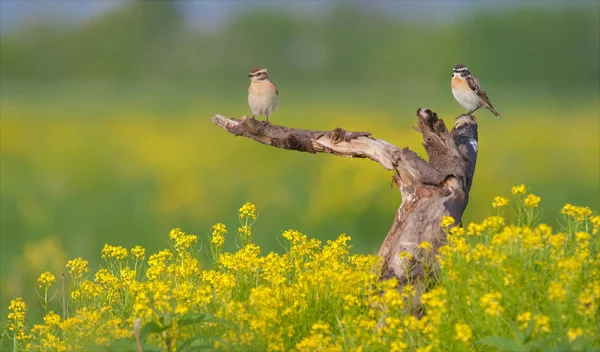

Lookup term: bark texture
[212,109,478,297]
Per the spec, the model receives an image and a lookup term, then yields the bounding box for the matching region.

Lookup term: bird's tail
[488,106,501,118]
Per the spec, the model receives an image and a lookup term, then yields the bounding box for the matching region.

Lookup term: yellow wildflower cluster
[36,271,55,288]
[211,222,227,247]
[8,298,30,343]
[454,322,472,343]
[492,196,509,208]
[239,202,257,220]
[480,291,504,316]
[101,244,128,260]
[130,245,145,260]
[524,193,542,208]
[561,204,593,221]
[511,184,526,195]
[440,215,455,228]
[65,257,88,280]
[3,194,599,351]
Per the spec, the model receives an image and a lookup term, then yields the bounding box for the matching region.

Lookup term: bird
[247,66,279,122]
[451,64,501,118]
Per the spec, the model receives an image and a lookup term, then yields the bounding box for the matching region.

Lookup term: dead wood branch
[212,109,478,304]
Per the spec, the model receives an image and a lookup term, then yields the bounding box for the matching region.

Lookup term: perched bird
[248,66,279,122]
[451,64,501,118]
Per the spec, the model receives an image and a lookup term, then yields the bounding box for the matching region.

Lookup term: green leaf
[521,319,536,344]
[178,336,213,352]
[178,313,233,328]
[179,336,232,352]
[476,336,523,351]
[141,321,169,339]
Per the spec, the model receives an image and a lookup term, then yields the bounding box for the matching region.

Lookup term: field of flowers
[3,186,598,351]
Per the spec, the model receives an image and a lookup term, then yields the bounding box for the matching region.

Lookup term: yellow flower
[454,323,472,343]
[567,328,583,342]
[516,311,532,329]
[511,184,526,195]
[440,216,455,228]
[43,311,61,326]
[37,271,56,288]
[577,288,595,316]
[480,291,503,316]
[66,257,89,279]
[524,194,541,208]
[212,223,227,235]
[131,245,146,260]
[548,281,566,302]
[238,225,252,238]
[169,228,198,252]
[239,202,257,220]
[101,244,128,260]
[7,298,29,341]
[492,196,509,208]
[575,232,590,242]
[419,241,433,252]
[561,204,592,222]
[533,315,551,334]
[399,251,413,261]
[590,215,600,234]
[211,233,225,246]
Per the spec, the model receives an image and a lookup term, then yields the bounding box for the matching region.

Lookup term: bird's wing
[466,75,494,108]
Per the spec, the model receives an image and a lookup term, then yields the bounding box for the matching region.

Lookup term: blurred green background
[1,1,599,318]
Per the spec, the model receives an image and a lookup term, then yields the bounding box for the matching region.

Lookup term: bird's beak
[248,73,252,77]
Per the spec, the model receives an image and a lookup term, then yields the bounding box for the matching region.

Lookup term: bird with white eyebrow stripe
[451,64,501,118]
[247,66,279,122]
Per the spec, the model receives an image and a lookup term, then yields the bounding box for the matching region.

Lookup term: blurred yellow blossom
[419,241,433,252]
[399,251,413,261]
[561,204,592,222]
[590,215,600,234]
[454,323,472,343]
[480,291,503,316]
[533,314,551,334]
[524,194,541,208]
[516,312,532,329]
[492,196,509,208]
[548,281,566,302]
[441,216,455,228]
[567,328,583,342]
[511,184,526,195]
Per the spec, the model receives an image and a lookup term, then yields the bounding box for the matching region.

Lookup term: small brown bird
[451,64,501,118]
[248,66,279,122]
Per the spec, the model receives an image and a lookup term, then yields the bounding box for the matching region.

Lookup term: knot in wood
[330,127,346,144]
[283,133,302,149]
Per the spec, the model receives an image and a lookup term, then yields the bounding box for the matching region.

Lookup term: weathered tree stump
[212,109,478,302]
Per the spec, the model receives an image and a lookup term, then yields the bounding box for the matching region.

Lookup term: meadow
[1,82,599,323]
[2,188,599,351]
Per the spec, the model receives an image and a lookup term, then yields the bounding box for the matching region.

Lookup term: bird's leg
[468,106,481,115]
[266,115,270,123]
